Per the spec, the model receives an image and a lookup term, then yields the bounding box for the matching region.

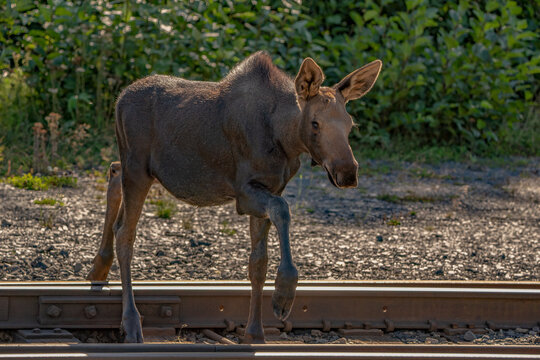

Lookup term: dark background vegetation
[1,0,539,174]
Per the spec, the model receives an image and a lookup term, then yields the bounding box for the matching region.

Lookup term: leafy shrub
[0,139,4,163]
[6,173,77,190]
[7,173,48,190]
[309,0,539,153]
[0,0,317,170]
[0,0,538,170]
[45,174,77,188]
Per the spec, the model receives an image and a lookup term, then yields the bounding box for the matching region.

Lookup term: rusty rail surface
[0,343,539,359]
[0,280,539,334]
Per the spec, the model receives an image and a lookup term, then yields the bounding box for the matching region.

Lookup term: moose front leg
[237,187,298,343]
[268,202,298,321]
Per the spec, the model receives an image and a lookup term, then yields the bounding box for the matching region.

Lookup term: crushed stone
[1,158,538,282]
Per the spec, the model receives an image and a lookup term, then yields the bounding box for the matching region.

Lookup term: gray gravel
[2,327,538,345]
[0,157,539,282]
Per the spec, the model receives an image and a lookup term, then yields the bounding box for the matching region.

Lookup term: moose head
[295,58,382,188]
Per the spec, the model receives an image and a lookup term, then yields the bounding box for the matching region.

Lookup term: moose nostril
[336,170,358,188]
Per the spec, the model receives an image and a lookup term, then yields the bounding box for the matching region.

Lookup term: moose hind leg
[243,216,271,344]
[115,166,153,343]
[87,162,122,281]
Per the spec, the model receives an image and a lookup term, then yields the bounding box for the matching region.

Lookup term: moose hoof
[86,266,107,281]
[121,315,144,343]
[241,333,266,344]
[272,291,295,321]
[86,255,112,281]
[272,267,298,321]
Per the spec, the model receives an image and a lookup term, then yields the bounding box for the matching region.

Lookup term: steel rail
[0,281,539,333]
[0,344,539,360]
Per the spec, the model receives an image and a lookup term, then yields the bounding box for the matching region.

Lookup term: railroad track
[0,343,539,359]
[0,281,539,359]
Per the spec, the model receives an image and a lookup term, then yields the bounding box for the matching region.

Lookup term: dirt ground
[0,157,539,282]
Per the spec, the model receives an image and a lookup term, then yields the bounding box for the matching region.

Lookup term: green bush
[45,174,77,188]
[308,0,539,153]
[7,173,48,190]
[1,0,538,171]
[6,173,77,190]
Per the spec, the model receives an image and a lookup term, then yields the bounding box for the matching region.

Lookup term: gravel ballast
[2,328,539,345]
[0,158,538,282]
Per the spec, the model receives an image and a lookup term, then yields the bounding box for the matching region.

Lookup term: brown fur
[87,52,382,343]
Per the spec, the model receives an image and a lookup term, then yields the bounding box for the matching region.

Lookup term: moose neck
[272,98,309,161]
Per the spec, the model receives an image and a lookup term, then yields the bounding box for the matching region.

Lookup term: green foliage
[377,194,401,203]
[309,0,539,154]
[150,199,177,219]
[39,206,60,229]
[7,173,48,190]
[0,0,538,171]
[377,192,453,203]
[34,197,64,206]
[219,220,238,236]
[6,173,77,190]
[44,174,77,188]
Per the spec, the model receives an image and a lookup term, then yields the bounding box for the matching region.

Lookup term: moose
[87,52,382,343]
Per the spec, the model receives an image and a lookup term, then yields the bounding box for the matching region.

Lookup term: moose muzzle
[326,159,358,189]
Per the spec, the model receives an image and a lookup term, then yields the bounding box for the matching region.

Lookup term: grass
[355,140,539,171]
[408,167,454,180]
[94,184,107,192]
[219,220,237,236]
[34,198,64,206]
[88,169,108,184]
[387,218,401,226]
[377,194,400,203]
[34,196,65,229]
[45,175,78,188]
[34,198,64,229]
[150,199,177,219]
[6,173,77,190]
[377,192,456,204]
[354,144,473,165]
[182,216,194,230]
[181,210,196,230]
[39,209,58,229]
[400,194,444,203]
[357,162,396,177]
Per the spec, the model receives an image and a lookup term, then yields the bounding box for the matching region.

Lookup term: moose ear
[334,60,382,102]
[295,57,325,100]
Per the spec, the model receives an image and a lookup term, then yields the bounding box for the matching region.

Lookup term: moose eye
[311,121,319,130]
